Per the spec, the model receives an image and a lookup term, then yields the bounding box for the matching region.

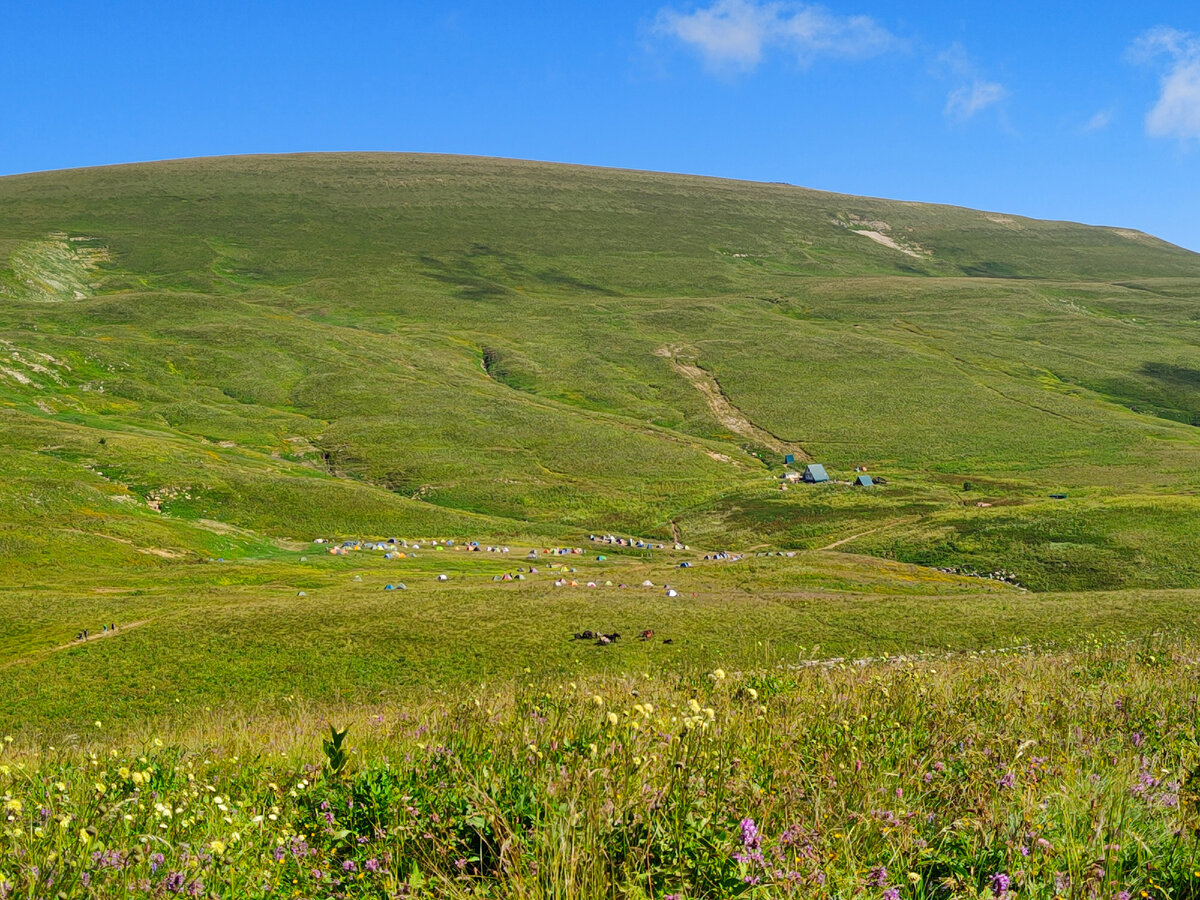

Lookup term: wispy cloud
[945,81,1007,120]
[654,0,895,72]
[1130,27,1200,141]
[1083,108,1114,132]
[937,43,1006,122]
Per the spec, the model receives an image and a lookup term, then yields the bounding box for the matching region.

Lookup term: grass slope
[5,153,1200,743]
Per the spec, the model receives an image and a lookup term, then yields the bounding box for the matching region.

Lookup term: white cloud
[944,80,1007,120]
[935,42,1006,122]
[654,0,895,72]
[1084,109,1114,132]
[1130,27,1200,141]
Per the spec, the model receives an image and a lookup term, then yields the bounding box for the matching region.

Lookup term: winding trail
[658,347,810,461]
[817,517,923,551]
[0,620,152,670]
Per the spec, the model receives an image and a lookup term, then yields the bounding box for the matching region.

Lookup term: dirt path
[1,620,151,670]
[658,347,810,461]
[817,517,922,551]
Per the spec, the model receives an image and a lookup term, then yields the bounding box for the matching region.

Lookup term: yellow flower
[210,839,226,855]
[118,767,131,779]
[4,799,21,813]
[607,712,619,726]
[592,695,604,707]
[711,668,726,681]
[746,688,759,701]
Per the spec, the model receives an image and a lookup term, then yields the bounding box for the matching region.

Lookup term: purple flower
[740,817,761,851]
[1114,892,1130,900]
[272,846,285,862]
[150,852,165,873]
[81,873,91,888]
[998,772,1016,789]
[883,889,901,900]
[364,858,381,873]
[311,869,324,880]
[342,860,357,873]
[867,866,888,888]
[163,872,185,893]
[990,872,1010,897]
[185,880,203,898]
[1131,732,1145,747]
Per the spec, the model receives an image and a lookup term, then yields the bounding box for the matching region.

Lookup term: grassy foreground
[4,637,1200,899]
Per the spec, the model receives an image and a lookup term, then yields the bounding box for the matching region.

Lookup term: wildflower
[746,687,758,700]
[607,711,619,726]
[163,872,185,893]
[365,858,381,873]
[150,853,165,873]
[740,817,761,851]
[592,695,604,707]
[342,860,357,873]
[711,668,726,681]
[998,772,1016,789]
[867,867,888,888]
[990,872,1011,897]
[883,889,901,900]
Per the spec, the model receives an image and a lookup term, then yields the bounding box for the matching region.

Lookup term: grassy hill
[5,153,1200,738]
[3,154,1200,582]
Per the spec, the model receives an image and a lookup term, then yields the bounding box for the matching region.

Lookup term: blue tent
[854,474,874,487]
[784,453,795,464]
[803,464,829,483]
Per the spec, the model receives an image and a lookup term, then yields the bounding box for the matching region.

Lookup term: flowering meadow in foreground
[4,639,1200,899]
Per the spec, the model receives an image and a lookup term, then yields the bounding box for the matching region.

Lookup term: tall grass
[4,638,1200,898]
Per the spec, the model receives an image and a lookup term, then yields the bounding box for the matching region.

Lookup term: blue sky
[4,1,1200,248]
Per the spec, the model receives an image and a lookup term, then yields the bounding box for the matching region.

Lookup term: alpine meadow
[5,153,1200,899]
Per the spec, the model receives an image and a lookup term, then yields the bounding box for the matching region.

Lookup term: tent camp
[854,474,874,487]
[803,464,830,483]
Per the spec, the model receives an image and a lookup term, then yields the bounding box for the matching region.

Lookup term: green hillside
[7,153,1200,738]
[3,153,1200,586]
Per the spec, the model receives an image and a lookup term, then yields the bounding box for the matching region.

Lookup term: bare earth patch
[659,346,809,460]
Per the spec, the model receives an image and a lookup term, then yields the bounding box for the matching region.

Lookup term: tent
[854,474,874,487]
[802,464,830,483]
